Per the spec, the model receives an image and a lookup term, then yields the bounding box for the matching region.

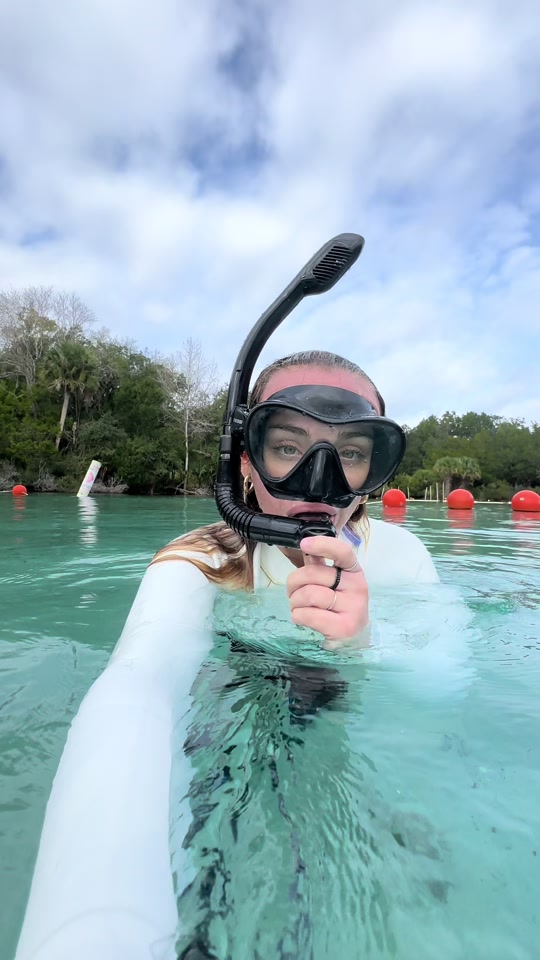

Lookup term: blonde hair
[151,351,382,589]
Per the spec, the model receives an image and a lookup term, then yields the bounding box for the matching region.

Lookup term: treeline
[394,412,540,501]
[1,287,539,498]
[0,287,225,494]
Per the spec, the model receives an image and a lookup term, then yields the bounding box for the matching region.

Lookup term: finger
[289,584,337,611]
[287,563,368,598]
[300,535,358,570]
[287,564,344,597]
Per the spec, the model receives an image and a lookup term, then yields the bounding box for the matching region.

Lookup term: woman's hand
[286,536,370,650]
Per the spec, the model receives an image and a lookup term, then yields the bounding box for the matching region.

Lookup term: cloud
[0,0,539,424]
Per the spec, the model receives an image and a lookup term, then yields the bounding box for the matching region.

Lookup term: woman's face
[242,365,382,535]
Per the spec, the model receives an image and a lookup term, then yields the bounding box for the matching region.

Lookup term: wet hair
[151,351,385,589]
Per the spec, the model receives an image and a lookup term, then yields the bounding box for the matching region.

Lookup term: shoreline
[1,489,522,505]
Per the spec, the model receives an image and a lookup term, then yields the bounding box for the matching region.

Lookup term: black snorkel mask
[215,233,406,548]
[244,383,405,507]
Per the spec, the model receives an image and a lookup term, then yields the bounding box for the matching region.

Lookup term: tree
[158,339,219,493]
[0,307,59,389]
[400,416,449,475]
[441,411,502,439]
[0,286,94,337]
[0,381,34,462]
[493,421,539,487]
[44,341,99,448]
[432,456,481,499]
[78,412,129,467]
[105,348,167,438]
[0,287,95,389]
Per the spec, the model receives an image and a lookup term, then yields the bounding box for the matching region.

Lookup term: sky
[1,0,539,427]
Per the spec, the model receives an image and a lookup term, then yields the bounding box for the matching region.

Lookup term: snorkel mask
[215,234,406,548]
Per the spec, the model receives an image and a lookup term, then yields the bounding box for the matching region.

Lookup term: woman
[152,349,437,652]
[15,235,438,960]
[162,349,439,959]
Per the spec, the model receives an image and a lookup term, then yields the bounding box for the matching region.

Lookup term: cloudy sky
[1,0,539,426]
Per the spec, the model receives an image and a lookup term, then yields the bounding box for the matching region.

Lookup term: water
[1,496,539,959]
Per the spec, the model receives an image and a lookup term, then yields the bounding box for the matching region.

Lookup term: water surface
[1,495,538,959]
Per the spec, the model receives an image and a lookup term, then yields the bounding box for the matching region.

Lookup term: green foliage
[432,456,482,496]
[394,468,438,499]
[0,294,229,493]
[475,480,513,502]
[401,416,538,499]
[110,352,166,438]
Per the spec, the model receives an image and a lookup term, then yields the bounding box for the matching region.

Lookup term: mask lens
[245,386,406,502]
[251,408,374,488]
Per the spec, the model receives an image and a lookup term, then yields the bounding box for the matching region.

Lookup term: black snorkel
[215,233,365,548]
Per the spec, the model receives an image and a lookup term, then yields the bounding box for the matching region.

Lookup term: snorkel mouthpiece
[216,233,365,548]
[214,482,336,547]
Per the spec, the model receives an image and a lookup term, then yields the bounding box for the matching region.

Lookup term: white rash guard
[253,517,438,590]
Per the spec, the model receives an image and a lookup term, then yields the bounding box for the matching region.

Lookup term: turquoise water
[1,495,539,959]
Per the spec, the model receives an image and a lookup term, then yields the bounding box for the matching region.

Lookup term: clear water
[1,496,539,959]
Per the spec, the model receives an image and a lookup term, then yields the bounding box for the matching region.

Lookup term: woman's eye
[275,442,301,457]
[341,448,369,463]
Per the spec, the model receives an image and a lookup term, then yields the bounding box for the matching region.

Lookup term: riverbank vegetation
[1,286,538,499]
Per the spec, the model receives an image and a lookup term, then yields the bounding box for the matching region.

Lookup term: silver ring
[327,592,338,611]
[330,567,342,591]
[342,559,360,573]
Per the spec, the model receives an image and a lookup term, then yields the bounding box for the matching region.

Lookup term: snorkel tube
[215,233,365,548]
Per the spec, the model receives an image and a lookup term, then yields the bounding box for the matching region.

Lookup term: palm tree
[433,456,481,500]
[45,341,99,448]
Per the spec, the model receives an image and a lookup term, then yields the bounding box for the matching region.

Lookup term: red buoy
[447,488,474,510]
[511,490,540,512]
[12,484,28,496]
[382,488,406,508]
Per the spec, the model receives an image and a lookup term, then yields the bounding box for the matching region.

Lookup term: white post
[76,460,102,498]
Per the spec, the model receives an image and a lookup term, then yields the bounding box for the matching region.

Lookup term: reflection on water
[446,510,476,554]
[11,496,27,519]
[78,496,99,545]
[447,508,475,530]
[511,510,540,533]
[381,505,407,524]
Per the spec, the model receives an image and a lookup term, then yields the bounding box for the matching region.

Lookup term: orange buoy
[511,489,540,512]
[12,484,28,496]
[447,488,474,510]
[382,488,406,508]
